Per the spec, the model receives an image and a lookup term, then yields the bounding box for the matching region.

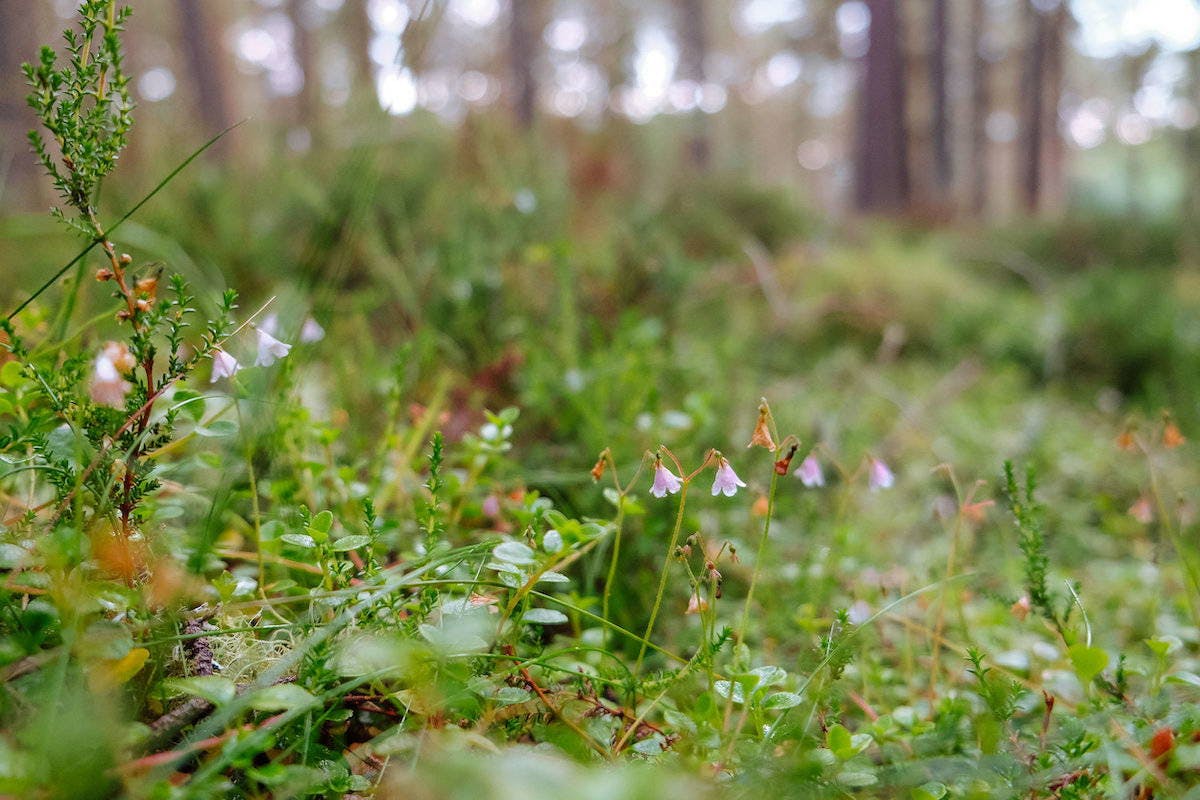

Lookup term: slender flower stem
[635,482,690,676]
[737,466,779,650]
[598,449,645,649]
[601,502,626,649]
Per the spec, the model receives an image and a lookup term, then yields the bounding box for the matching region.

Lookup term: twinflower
[711,457,746,497]
[210,348,241,382]
[254,327,292,367]
[649,459,682,498]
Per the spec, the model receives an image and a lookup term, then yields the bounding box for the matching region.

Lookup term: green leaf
[749,665,787,688]
[1068,644,1109,683]
[837,771,878,788]
[662,708,697,734]
[330,535,371,552]
[246,683,318,712]
[309,510,334,534]
[762,692,803,710]
[522,608,568,625]
[1167,671,1200,688]
[194,419,238,438]
[280,533,316,549]
[172,389,205,423]
[495,687,533,705]
[537,571,571,584]
[913,781,948,800]
[79,620,133,661]
[0,362,25,388]
[826,724,852,758]
[165,675,236,706]
[1145,636,1182,658]
[713,680,746,704]
[493,541,535,565]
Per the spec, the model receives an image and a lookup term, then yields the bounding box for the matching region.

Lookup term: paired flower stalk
[92,313,324,406]
[649,451,746,499]
[601,398,900,679]
[208,314,324,384]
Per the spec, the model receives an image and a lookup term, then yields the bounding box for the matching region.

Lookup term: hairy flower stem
[719,460,780,745]
[634,483,690,676]
[1147,455,1200,626]
[738,465,779,650]
[601,502,626,649]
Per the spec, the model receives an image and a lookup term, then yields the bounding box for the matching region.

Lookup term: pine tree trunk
[930,0,951,193]
[287,0,322,145]
[1182,47,1200,265]
[0,4,43,209]
[969,0,990,216]
[343,0,375,95]
[176,0,235,157]
[1019,0,1047,213]
[509,0,537,128]
[1040,3,1068,212]
[676,0,710,170]
[853,0,910,213]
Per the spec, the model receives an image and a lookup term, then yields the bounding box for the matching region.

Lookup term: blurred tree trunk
[968,0,990,216]
[676,0,710,170]
[176,0,235,158]
[1182,46,1200,265]
[0,4,42,208]
[929,0,951,194]
[343,0,375,94]
[853,0,910,213]
[509,0,537,128]
[1040,2,1069,212]
[1123,49,1154,217]
[287,0,322,144]
[1018,0,1047,213]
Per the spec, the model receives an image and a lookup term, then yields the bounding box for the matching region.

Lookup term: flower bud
[95,268,113,281]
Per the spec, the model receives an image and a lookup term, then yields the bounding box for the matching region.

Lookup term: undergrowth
[2,4,1200,799]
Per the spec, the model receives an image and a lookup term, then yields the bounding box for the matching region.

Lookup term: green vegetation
[3,5,1200,798]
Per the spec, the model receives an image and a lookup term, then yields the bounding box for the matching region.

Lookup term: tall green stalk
[635,483,690,676]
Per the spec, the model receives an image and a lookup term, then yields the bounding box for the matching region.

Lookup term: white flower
[210,348,241,382]
[254,327,292,367]
[90,348,131,408]
[794,455,825,488]
[258,312,280,337]
[300,317,325,343]
[711,457,747,497]
[650,461,683,498]
[868,457,895,491]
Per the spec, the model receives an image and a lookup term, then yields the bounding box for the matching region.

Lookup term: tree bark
[0,3,44,209]
[342,0,375,94]
[1040,3,1068,212]
[853,0,910,214]
[1181,46,1200,265]
[676,0,710,170]
[287,0,322,143]
[968,0,989,216]
[1019,0,1047,213]
[509,0,537,128]
[929,0,950,193]
[176,0,235,157]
